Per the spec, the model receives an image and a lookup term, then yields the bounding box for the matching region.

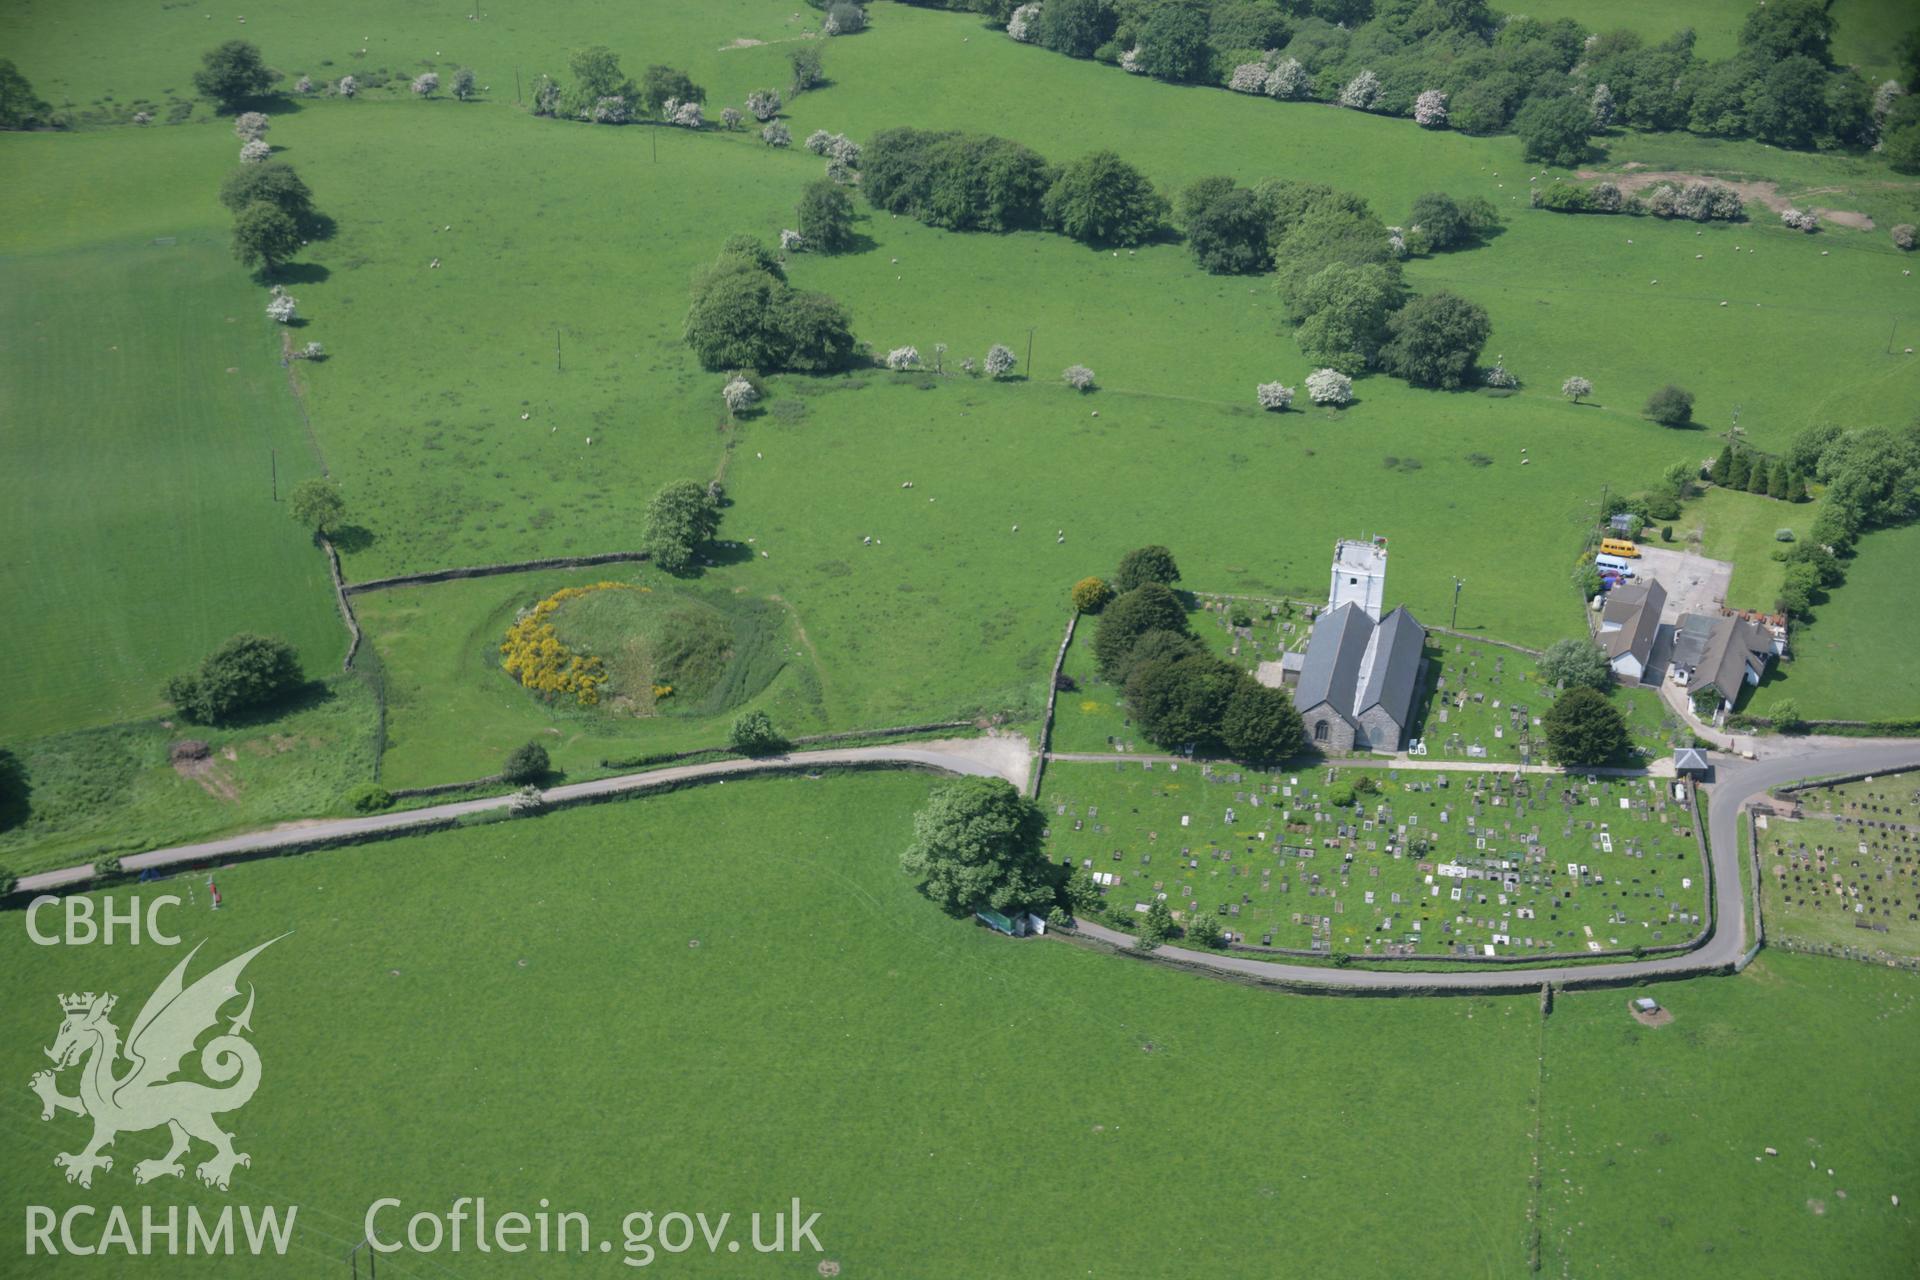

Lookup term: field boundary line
[343,550,652,594]
[1029,611,1078,798]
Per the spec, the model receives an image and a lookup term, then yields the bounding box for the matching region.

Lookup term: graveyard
[1754,769,1920,964]
[1044,759,1706,959]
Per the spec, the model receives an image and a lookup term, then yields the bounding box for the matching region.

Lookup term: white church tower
[1328,538,1388,620]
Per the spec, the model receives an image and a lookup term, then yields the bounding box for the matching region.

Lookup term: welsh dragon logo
[30,936,283,1191]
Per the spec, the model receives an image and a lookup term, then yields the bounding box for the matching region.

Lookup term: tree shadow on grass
[328,524,376,554]
[272,261,331,285]
[699,540,757,572]
[832,230,881,256]
[0,747,29,834]
[300,211,340,243]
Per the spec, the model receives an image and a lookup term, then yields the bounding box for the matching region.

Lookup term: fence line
[1029,612,1078,798]
[343,550,652,595]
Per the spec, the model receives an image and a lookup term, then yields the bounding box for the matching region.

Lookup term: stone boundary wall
[1773,763,1920,797]
[343,550,652,595]
[319,537,362,671]
[1049,927,1729,997]
[1029,612,1078,797]
[599,721,977,772]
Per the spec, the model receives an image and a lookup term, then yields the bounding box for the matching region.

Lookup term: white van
[1595,554,1634,577]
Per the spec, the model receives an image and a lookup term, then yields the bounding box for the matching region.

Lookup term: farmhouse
[1597,577,1665,684]
[1295,603,1427,753]
[1670,613,1777,712]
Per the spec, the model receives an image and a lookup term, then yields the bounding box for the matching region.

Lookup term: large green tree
[1114,545,1182,592]
[1538,637,1610,690]
[638,65,703,115]
[288,478,345,536]
[1219,678,1305,763]
[1512,93,1591,166]
[219,161,315,227]
[565,45,637,114]
[643,479,722,573]
[1291,262,1400,372]
[900,777,1054,917]
[1093,583,1189,680]
[192,40,275,112]
[231,201,301,275]
[1136,1,1214,83]
[1043,151,1168,247]
[796,179,856,253]
[1036,0,1115,57]
[1126,655,1239,750]
[164,634,304,724]
[1541,686,1629,766]
[1378,291,1492,389]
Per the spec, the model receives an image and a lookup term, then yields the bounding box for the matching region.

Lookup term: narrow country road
[16,735,1920,994]
[13,737,1030,894]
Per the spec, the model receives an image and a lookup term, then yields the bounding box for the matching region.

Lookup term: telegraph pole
[555,328,562,372]
[1450,577,1465,630]
[270,448,278,501]
[1024,326,1034,375]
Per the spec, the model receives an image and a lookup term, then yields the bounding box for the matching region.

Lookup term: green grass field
[1539,952,1919,1278]
[0,771,1541,1278]
[3,773,1912,1277]
[0,222,345,740]
[3,0,1917,764]
[0,677,378,876]
[352,564,828,787]
[1748,522,1920,720]
[1680,484,1817,613]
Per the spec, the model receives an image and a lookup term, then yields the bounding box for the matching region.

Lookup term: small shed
[1674,747,1711,775]
[1633,996,1659,1013]
[1609,513,1635,534]
[975,909,1032,937]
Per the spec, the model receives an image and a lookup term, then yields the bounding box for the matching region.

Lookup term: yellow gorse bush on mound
[499,582,647,705]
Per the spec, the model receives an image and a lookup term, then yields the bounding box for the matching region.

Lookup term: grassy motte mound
[504,583,789,720]
[551,587,732,714]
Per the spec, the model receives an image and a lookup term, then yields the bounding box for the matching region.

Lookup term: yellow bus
[1599,537,1640,558]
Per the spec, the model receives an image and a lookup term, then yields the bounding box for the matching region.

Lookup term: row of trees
[535,44,827,126]
[1707,445,1810,504]
[529,47,708,123]
[967,0,1920,165]
[1767,420,1920,619]
[1228,177,1491,387]
[1533,178,1746,222]
[862,126,1168,246]
[1085,547,1306,763]
[683,237,858,373]
[222,150,324,276]
[858,127,1495,389]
